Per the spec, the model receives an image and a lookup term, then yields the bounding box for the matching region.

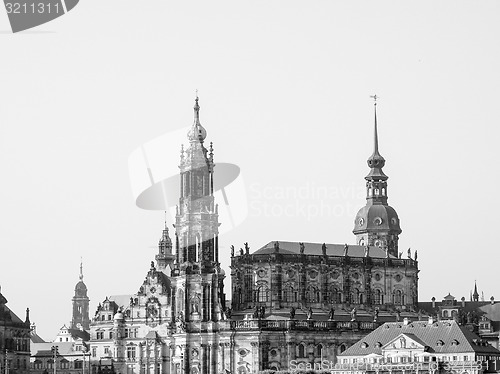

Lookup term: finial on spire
[164,210,167,229]
[370,95,380,156]
[79,258,83,281]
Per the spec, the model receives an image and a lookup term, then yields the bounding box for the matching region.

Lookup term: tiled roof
[31,342,77,356]
[341,320,500,357]
[479,303,500,322]
[252,241,396,259]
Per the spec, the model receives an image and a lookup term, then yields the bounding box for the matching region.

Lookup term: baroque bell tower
[71,260,90,330]
[171,96,225,325]
[353,99,402,257]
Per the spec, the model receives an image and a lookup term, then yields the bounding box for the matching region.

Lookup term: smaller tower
[71,260,90,330]
[156,216,175,274]
[473,281,479,302]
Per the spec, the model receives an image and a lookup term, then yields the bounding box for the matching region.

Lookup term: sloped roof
[30,331,46,343]
[68,328,90,341]
[341,320,500,357]
[31,342,76,356]
[252,241,395,259]
[479,303,500,322]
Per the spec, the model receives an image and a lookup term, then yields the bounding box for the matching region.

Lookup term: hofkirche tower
[171,95,225,323]
[353,101,402,257]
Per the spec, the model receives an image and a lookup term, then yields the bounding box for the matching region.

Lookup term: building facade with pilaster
[88,98,423,374]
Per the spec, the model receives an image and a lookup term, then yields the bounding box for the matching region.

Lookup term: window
[257,287,269,303]
[96,332,104,340]
[394,290,402,304]
[443,310,449,318]
[373,289,383,305]
[104,346,110,355]
[109,331,114,339]
[60,360,69,369]
[74,361,83,369]
[124,329,129,338]
[127,346,136,360]
[108,314,112,321]
[92,347,97,357]
[317,344,323,357]
[298,344,305,358]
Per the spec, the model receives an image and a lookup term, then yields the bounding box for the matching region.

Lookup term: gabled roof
[252,241,395,259]
[382,333,428,350]
[341,320,500,357]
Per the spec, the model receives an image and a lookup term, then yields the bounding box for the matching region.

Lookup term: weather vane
[370,94,378,105]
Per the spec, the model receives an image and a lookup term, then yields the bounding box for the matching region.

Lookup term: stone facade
[87,98,422,374]
[0,290,31,374]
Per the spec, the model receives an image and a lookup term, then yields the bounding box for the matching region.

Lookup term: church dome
[75,281,87,292]
[114,311,124,320]
[353,204,401,235]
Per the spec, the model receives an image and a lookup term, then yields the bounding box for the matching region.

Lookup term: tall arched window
[283,286,293,302]
[306,287,318,303]
[258,287,269,303]
[394,290,402,305]
[316,344,323,357]
[298,344,305,358]
[373,289,383,305]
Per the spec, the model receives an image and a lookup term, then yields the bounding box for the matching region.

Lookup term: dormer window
[451,339,459,346]
[436,340,444,346]
[361,342,369,349]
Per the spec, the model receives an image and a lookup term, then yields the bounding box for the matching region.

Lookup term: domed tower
[353,99,402,257]
[155,218,175,274]
[71,260,90,330]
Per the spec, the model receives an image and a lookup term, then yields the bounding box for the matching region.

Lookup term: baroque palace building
[88,98,422,374]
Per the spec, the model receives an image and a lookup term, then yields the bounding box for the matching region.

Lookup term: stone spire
[473,281,479,302]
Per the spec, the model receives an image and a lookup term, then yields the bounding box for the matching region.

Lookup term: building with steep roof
[419,286,500,350]
[0,289,31,374]
[86,97,427,374]
[336,319,500,374]
[72,261,91,331]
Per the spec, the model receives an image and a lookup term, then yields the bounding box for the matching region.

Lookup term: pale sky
[1,1,499,340]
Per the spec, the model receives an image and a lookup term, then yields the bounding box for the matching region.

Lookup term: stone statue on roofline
[299,242,305,254]
[350,307,357,321]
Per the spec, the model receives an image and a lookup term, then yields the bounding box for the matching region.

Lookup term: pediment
[382,333,426,351]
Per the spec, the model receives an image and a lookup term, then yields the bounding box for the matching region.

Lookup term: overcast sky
[1,1,499,340]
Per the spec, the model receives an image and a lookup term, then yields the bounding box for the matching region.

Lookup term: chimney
[431,297,436,308]
[491,296,495,305]
[403,317,410,325]
[461,297,466,307]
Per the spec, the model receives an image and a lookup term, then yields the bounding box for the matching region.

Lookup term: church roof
[252,241,395,259]
[340,320,500,357]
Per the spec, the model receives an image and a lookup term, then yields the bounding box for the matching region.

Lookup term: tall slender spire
[473,280,479,302]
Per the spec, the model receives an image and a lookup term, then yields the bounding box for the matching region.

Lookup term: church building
[87,98,423,374]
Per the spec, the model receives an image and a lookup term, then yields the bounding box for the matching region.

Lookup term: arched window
[443,310,449,318]
[298,344,305,358]
[339,344,347,354]
[394,290,402,305]
[283,286,293,302]
[306,287,318,303]
[316,344,323,357]
[258,287,269,303]
[373,289,383,305]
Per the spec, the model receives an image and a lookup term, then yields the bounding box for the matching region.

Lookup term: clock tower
[71,261,90,330]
